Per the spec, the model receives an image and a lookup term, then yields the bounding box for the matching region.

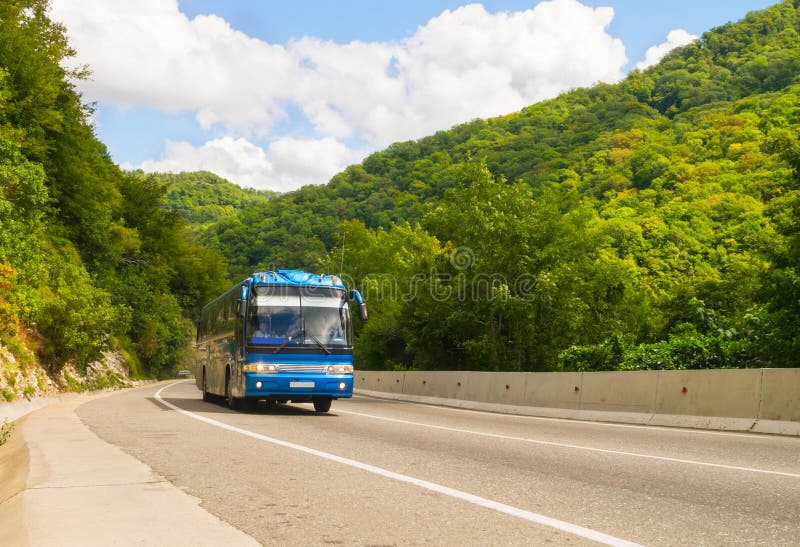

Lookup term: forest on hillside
[181,0,800,372]
[0,0,229,396]
[149,171,275,230]
[1,1,799,394]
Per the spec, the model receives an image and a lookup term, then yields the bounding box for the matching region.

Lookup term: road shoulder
[0,383,259,546]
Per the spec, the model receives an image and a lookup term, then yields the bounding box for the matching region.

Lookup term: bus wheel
[225,370,242,410]
[202,370,213,402]
[313,397,332,413]
[227,391,242,410]
[240,397,254,412]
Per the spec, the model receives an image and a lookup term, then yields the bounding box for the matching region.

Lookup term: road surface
[75,380,800,546]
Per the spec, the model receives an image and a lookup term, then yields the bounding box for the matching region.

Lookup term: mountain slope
[0,1,230,397]
[152,171,275,229]
[191,1,799,371]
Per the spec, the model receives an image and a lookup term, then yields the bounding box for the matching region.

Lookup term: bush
[36,244,116,368]
[620,333,729,370]
[557,334,627,371]
[0,418,14,446]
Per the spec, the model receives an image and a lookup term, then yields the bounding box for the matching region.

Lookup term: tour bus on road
[196,270,367,413]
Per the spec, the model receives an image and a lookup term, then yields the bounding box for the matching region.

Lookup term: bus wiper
[306,333,331,355]
[272,330,303,354]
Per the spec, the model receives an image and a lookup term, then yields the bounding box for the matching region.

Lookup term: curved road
[76,381,800,546]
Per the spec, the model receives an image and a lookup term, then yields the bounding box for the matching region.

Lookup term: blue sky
[50,0,776,191]
[177,1,774,66]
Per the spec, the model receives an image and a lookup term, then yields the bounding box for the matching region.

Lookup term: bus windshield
[248,286,352,347]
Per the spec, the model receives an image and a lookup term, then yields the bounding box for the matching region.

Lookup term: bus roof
[250,270,346,290]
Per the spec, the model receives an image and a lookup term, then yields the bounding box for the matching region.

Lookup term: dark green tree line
[0,0,229,379]
[188,1,800,371]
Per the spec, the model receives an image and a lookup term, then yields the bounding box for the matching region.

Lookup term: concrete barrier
[758,368,800,421]
[753,368,800,435]
[579,371,657,413]
[460,372,528,405]
[356,370,404,394]
[354,367,800,435]
[654,369,762,418]
[524,371,582,409]
[403,371,466,399]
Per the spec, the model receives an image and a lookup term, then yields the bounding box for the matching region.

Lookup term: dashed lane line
[155,382,642,547]
[336,408,800,479]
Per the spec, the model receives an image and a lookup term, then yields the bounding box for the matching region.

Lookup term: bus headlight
[326,365,353,374]
[243,363,278,373]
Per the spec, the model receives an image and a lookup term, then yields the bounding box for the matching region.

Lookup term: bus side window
[251,313,263,339]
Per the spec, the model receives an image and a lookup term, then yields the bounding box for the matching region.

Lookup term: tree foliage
[3,0,799,377]
[152,171,275,229]
[183,1,800,371]
[0,1,229,377]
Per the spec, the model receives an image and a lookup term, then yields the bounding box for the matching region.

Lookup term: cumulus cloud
[129,137,274,189]
[636,29,698,70]
[265,137,367,190]
[50,0,296,133]
[127,136,365,191]
[51,0,630,190]
[289,1,626,146]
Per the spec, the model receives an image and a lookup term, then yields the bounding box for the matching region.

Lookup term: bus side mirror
[239,285,248,317]
[349,290,368,322]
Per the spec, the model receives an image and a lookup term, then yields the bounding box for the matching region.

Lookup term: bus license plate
[290,381,315,388]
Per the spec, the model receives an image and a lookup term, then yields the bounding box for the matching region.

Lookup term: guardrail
[355,368,800,435]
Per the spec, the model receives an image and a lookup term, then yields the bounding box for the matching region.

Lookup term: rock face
[57,351,134,393]
[1,345,132,403]
[0,344,54,403]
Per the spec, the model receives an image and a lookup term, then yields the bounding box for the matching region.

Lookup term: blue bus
[195,270,367,412]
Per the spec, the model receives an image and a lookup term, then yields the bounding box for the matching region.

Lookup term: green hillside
[146,171,275,230]
[0,0,229,394]
[2,0,798,391]
[197,1,800,371]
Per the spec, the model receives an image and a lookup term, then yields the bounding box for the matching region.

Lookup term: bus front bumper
[243,373,353,399]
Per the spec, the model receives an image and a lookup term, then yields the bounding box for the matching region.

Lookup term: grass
[0,418,13,447]
[64,373,83,393]
[64,369,128,393]
[0,333,34,368]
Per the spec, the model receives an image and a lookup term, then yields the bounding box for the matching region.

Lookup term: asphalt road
[76,381,800,546]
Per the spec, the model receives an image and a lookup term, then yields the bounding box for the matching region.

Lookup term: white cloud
[130,137,274,189]
[274,1,627,146]
[127,136,365,191]
[265,137,367,190]
[50,0,296,134]
[636,29,698,70]
[51,0,630,190]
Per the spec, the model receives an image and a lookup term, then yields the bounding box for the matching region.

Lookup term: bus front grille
[277,364,328,373]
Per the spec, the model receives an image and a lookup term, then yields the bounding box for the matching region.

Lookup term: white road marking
[353,395,770,440]
[155,382,641,547]
[337,408,800,479]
